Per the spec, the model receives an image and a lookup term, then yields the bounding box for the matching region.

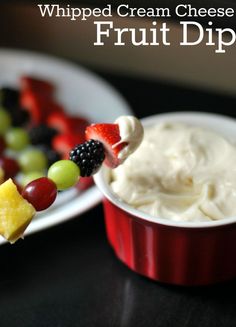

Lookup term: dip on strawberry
[84,116,144,169]
[113,116,144,162]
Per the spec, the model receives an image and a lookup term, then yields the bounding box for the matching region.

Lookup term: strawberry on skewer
[85,123,128,168]
[70,116,144,175]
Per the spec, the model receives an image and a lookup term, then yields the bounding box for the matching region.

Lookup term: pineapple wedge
[0,179,36,243]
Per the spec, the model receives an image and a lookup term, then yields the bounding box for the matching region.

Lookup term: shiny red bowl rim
[94,111,236,229]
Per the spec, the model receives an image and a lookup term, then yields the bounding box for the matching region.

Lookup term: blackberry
[29,124,58,145]
[11,107,30,127]
[0,87,19,109]
[69,139,105,177]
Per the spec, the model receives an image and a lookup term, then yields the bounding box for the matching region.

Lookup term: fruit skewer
[0,76,143,243]
[0,115,143,243]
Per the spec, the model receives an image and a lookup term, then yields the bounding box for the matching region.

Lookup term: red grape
[0,137,6,155]
[0,156,20,179]
[22,177,57,211]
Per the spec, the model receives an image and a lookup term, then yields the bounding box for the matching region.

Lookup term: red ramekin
[94,112,236,286]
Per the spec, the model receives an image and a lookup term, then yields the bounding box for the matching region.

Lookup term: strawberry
[47,112,72,134]
[52,133,85,159]
[20,91,63,125]
[85,124,127,168]
[75,177,94,191]
[48,102,64,114]
[20,76,54,98]
[47,112,88,134]
[20,90,45,125]
[69,117,89,134]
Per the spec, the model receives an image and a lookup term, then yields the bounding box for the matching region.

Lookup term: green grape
[21,171,46,187]
[5,128,29,151]
[19,148,48,173]
[0,108,11,134]
[48,160,80,190]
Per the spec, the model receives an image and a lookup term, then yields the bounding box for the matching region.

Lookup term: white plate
[0,48,132,244]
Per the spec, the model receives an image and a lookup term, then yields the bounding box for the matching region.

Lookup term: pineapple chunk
[0,179,35,243]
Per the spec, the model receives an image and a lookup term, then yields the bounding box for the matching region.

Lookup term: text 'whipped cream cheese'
[110,122,236,222]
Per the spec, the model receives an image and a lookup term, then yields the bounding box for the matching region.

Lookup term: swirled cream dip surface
[110,122,236,222]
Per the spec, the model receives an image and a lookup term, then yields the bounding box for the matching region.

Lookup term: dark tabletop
[1,72,236,327]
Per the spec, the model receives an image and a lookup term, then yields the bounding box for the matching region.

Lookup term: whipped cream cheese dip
[114,116,144,162]
[110,122,236,222]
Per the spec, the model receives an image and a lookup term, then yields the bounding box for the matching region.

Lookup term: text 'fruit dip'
[110,122,236,222]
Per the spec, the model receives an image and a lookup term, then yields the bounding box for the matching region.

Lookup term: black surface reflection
[0,201,236,326]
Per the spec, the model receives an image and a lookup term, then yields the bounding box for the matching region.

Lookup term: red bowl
[94,112,236,286]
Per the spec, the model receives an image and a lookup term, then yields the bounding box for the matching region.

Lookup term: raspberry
[29,124,58,145]
[69,139,105,177]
